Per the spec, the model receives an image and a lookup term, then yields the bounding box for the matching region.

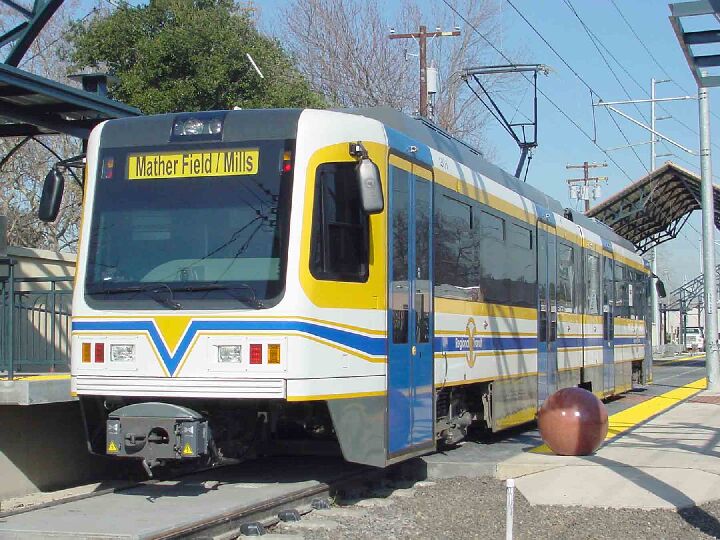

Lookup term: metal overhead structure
[669,0,720,392]
[664,265,720,312]
[461,64,549,180]
[669,0,720,87]
[0,0,63,67]
[587,161,720,254]
[661,265,720,349]
[0,0,140,139]
[0,63,140,139]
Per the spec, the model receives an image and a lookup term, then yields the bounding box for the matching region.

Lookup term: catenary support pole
[698,79,720,392]
[651,78,660,349]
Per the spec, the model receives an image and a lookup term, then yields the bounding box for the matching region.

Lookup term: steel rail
[151,465,384,540]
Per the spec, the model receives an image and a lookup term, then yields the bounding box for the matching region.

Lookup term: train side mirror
[39,168,65,223]
[656,279,666,298]
[356,157,384,214]
[350,142,383,215]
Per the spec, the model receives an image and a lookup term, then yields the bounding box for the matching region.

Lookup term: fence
[0,258,73,378]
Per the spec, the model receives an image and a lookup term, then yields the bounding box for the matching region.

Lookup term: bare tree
[0,1,87,252]
[280,0,514,153]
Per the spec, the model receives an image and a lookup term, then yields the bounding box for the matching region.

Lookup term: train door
[387,157,434,458]
[537,214,558,406]
[602,250,615,396]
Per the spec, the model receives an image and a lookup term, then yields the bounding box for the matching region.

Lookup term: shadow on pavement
[584,454,720,537]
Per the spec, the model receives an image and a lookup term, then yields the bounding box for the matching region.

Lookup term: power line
[610,0,720,126]
[440,0,635,181]
[563,0,651,172]
[564,1,648,122]
[505,0,594,95]
[505,0,645,161]
[609,0,679,90]
[562,1,720,160]
[505,0,646,178]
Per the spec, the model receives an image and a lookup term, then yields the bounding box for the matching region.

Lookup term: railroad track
[0,456,413,539]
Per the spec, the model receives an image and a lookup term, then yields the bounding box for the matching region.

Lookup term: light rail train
[41,107,652,472]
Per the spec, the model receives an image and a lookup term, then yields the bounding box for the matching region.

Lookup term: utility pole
[389,26,460,118]
[698,72,720,392]
[649,77,671,349]
[566,162,608,213]
[651,78,659,349]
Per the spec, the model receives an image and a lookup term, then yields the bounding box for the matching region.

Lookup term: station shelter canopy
[0,62,139,140]
[586,162,720,254]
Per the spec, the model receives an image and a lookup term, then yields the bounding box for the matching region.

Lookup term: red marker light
[95,343,105,363]
[249,344,262,364]
[281,150,292,173]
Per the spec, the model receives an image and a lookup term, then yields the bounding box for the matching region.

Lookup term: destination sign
[127,149,259,180]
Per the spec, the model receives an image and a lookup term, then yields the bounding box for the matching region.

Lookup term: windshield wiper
[172,283,264,309]
[95,284,182,310]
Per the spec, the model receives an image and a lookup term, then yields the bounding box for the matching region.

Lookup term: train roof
[345,107,637,254]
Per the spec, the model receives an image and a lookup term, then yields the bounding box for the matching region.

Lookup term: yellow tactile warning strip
[530,376,707,454]
[655,353,706,363]
[0,374,71,382]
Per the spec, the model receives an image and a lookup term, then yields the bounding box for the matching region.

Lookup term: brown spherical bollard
[537,387,609,456]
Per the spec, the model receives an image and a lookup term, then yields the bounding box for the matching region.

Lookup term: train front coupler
[105,402,212,475]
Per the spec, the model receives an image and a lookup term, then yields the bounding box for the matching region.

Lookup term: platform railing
[0,258,73,379]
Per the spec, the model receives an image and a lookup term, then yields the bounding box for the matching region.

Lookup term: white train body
[70,108,651,468]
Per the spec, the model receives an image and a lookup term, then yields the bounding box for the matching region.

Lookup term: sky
[71,0,720,289]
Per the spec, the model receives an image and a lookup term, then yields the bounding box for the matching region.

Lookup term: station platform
[420,354,716,510]
[0,374,73,406]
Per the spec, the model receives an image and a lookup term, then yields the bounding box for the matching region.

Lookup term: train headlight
[171,113,225,140]
[110,344,135,363]
[217,345,242,363]
[182,117,205,136]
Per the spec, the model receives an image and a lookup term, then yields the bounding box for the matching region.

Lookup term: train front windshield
[84,139,293,309]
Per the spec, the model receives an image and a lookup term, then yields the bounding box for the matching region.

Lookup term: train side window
[507,223,535,308]
[585,252,601,315]
[510,223,532,249]
[631,270,646,320]
[557,243,575,312]
[310,163,369,282]
[614,263,629,319]
[434,195,476,295]
[480,210,505,241]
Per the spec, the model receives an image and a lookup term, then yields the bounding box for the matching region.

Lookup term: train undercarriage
[81,359,645,475]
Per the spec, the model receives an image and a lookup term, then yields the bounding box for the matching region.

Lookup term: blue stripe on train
[432,335,537,353]
[73,320,647,376]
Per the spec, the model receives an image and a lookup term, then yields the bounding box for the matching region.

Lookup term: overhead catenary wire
[610,0,720,132]
[505,0,647,165]
[562,0,648,172]
[441,0,635,180]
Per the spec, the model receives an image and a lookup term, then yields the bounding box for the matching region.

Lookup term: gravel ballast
[274,477,720,539]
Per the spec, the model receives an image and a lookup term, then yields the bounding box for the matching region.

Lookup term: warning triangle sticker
[107,441,119,453]
[182,443,193,455]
